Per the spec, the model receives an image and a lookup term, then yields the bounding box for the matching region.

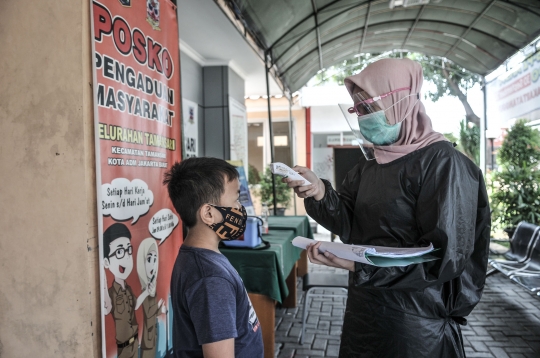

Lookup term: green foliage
[410,54,482,103]
[443,132,459,144]
[491,167,540,229]
[459,120,480,166]
[497,119,540,167]
[443,131,466,154]
[258,168,292,208]
[248,164,261,185]
[310,53,384,86]
[491,119,540,230]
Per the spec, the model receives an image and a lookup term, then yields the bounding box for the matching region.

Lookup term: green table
[220,229,300,303]
[268,215,313,239]
[268,215,314,277]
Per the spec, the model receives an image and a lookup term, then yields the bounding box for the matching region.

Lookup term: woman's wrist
[313,178,326,201]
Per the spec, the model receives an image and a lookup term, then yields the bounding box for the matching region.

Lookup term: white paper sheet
[292,237,436,267]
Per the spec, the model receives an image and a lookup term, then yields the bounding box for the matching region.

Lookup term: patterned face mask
[207,204,247,241]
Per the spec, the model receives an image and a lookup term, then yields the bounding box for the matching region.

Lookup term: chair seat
[303,272,349,291]
[300,272,349,344]
[511,274,540,292]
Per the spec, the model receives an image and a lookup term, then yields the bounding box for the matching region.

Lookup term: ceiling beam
[311,0,324,70]
[359,1,372,53]
[286,42,492,91]
[267,0,347,51]
[500,0,540,18]
[214,0,265,58]
[272,1,520,68]
[213,0,287,92]
[444,0,496,58]
[279,19,509,76]
[289,38,492,81]
[271,2,531,55]
[402,5,426,48]
[272,1,370,66]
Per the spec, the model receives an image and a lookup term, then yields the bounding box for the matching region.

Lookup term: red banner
[90,1,182,357]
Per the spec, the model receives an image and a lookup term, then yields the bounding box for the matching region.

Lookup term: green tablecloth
[220,229,301,304]
[268,215,314,239]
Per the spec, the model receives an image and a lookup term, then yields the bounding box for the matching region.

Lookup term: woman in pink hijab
[285,58,490,357]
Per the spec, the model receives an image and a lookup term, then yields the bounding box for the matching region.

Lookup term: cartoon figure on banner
[102,223,139,358]
[147,0,160,30]
[136,238,168,358]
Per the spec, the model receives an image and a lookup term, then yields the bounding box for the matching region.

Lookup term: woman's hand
[283,166,325,201]
[307,242,355,272]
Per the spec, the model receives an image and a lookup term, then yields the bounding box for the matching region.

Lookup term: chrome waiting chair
[509,235,540,292]
[489,222,540,277]
[300,272,348,344]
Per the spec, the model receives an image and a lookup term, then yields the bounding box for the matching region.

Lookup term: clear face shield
[338,87,417,161]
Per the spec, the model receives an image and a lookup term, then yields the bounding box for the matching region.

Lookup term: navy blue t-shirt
[171,245,263,358]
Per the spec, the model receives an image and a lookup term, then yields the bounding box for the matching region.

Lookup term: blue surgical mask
[358,111,402,146]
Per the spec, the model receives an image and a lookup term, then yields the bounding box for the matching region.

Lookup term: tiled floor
[274,228,540,358]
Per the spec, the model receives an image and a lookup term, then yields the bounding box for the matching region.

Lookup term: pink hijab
[344,58,448,164]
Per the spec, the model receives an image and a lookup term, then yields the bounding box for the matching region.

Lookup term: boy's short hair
[163,157,239,228]
[103,223,132,258]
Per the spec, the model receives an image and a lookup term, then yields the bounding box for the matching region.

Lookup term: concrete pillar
[0,1,99,357]
[202,65,244,159]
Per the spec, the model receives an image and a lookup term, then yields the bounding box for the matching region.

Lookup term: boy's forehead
[226,175,239,186]
[224,177,240,193]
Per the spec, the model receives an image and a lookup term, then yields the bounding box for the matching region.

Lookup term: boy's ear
[199,204,215,226]
[103,258,110,268]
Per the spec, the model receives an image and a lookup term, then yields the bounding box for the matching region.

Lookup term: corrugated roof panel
[222,0,540,91]
[233,0,313,45]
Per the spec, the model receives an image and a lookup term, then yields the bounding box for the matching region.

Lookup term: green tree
[490,119,540,230]
[459,119,480,165]
[443,132,459,144]
[248,164,261,185]
[411,54,482,127]
[497,120,540,167]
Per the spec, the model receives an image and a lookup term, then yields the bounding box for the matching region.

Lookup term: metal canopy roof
[221,0,540,92]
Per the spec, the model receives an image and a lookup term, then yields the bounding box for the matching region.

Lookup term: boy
[164,157,263,358]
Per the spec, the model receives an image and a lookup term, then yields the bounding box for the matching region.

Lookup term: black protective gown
[305,142,490,358]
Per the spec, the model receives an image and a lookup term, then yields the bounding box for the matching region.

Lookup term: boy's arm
[202,338,234,358]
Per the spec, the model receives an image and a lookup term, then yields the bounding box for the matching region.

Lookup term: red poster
[90,1,182,357]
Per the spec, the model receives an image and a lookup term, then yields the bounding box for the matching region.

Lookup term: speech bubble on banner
[149,208,179,245]
[101,178,154,224]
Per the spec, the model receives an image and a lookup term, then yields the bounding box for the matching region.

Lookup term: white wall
[310,105,353,133]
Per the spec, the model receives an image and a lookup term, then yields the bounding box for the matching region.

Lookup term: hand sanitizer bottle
[261,203,269,234]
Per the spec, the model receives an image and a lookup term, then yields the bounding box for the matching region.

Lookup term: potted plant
[258,167,292,215]
[248,164,261,185]
[490,119,540,237]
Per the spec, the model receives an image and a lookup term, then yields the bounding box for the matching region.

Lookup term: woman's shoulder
[408,141,470,162]
[418,141,482,179]
[416,140,455,158]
